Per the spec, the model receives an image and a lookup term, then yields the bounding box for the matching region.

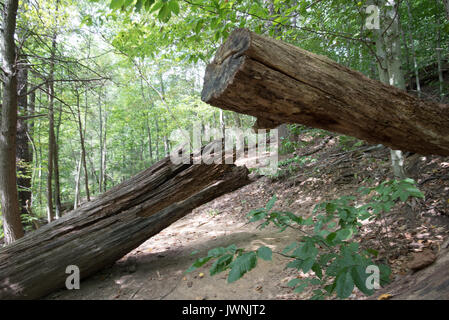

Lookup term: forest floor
[46,133,449,300]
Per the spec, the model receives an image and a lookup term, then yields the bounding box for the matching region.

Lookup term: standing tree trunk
[0,0,25,244]
[54,99,62,218]
[435,0,445,102]
[374,1,407,179]
[405,0,422,97]
[102,105,108,192]
[147,117,153,164]
[98,92,104,193]
[155,117,160,160]
[74,155,82,210]
[17,64,32,217]
[46,10,59,222]
[233,112,242,127]
[219,109,225,138]
[75,90,90,202]
[139,75,153,165]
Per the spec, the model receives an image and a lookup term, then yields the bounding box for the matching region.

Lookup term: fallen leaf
[377,293,393,300]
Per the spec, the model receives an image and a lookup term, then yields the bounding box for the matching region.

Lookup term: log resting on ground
[202,28,449,156]
[0,152,250,299]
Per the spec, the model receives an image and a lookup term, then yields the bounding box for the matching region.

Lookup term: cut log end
[201,29,251,105]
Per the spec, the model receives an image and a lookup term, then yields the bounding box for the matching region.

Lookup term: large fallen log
[0,154,250,299]
[202,28,449,156]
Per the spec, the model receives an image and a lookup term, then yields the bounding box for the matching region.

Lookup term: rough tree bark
[0,151,250,299]
[201,28,449,156]
[0,0,25,244]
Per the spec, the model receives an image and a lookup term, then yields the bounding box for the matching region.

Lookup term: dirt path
[47,178,310,300]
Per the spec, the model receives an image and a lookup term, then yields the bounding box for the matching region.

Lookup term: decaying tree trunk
[202,28,449,156]
[0,153,250,299]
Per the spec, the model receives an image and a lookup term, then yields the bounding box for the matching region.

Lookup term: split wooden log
[202,28,449,156]
[0,154,250,299]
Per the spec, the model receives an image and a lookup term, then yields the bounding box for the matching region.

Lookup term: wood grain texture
[0,152,250,299]
[202,28,449,156]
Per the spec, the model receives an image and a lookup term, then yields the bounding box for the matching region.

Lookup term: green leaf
[325,202,337,213]
[110,0,124,9]
[168,0,180,15]
[336,228,353,241]
[228,252,257,283]
[158,4,170,21]
[282,241,298,254]
[326,232,337,243]
[187,256,213,272]
[319,253,336,265]
[210,254,233,276]
[365,248,378,257]
[336,270,354,298]
[208,247,226,257]
[135,0,143,11]
[257,246,272,261]
[144,0,155,10]
[311,263,323,279]
[293,242,318,260]
[379,264,392,286]
[195,20,204,34]
[150,0,164,12]
[287,259,303,270]
[287,278,301,287]
[294,282,308,293]
[301,257,315,273]
[351,266,374,296]
[265,195,277,211]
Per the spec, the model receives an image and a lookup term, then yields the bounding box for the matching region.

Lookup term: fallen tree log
[202,28,449,156]
[0,154,250,299]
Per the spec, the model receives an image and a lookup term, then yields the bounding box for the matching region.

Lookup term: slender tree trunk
[155,117,160,160]
[405,0,421,97]
[53,103,62,218]
[46,0,60,222]
[76,91,90,202]
[219,109,225,138]
[147,118,153,164]
[102,106,108,192]
[164,136,169,156]
[140,76,153,165]
[0,0,25,244]
[74,155,82,210]
[99,93,103,193]
[29,90,36,194]
[37,93,43,209]
[233,112,242,127]
[17,64,32,217]
[435,0,445,102]
[47,85,55,222]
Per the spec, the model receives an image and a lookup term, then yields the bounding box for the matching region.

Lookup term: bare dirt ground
[46,134,449,300]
